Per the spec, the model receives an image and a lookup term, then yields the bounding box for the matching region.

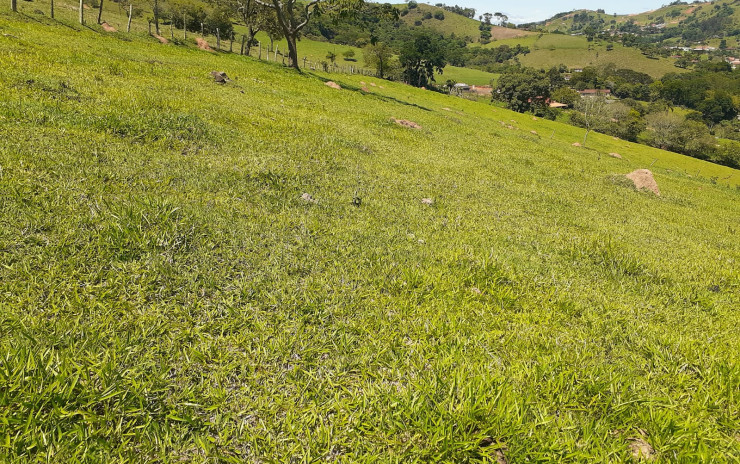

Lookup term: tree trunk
[79,0,84,24]
[183,12,186,39]
[216,28,220,49]
[11,0,16,12]
[286,33,298,69]
[127,4,132,32]
[153,0,159,35]
[97,0,103,24]
[50,0,54,18]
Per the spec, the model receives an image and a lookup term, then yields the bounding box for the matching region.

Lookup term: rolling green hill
[397,3,482,42]
[486,34,684,78]
[1,7,739,463]
[540,0,740,47]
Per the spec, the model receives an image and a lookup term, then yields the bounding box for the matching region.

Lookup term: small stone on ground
[301,193,316,203]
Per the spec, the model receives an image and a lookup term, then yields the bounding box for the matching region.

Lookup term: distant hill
[530,0,740,48]
[395,3,533,43]
[396,3,481,42]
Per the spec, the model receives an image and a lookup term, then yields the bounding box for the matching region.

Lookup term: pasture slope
[1,9,739,463]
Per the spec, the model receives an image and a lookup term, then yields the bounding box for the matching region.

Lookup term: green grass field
[1,7,740,463]
[396,3,482,42]
[486,34,683,78]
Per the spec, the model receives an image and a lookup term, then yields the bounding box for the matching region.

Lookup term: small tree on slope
[254,0,364,69]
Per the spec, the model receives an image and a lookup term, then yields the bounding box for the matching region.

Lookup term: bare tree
[575,96,610,146]
[254,0,363,69]
[219,0,274,55]
[152,0,160,35]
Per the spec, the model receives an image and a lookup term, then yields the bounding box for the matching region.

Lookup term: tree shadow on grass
[305,72,433,112]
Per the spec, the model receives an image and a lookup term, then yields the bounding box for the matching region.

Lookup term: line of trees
[492,63,740,167]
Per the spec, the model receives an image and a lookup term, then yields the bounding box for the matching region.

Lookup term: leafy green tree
[364,42,394,78]
[551,87,580,108]
[255,0,364,69]
[699,91,737,125]
[493,69,551,113]
[399,31,447,87]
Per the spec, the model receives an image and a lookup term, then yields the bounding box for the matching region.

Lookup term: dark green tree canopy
[399,30,447,87]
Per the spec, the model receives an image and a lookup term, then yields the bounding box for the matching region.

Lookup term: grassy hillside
[397,3,482,42]
[486,34,683,78]
[543,0,740,42]
[1,8,740,463]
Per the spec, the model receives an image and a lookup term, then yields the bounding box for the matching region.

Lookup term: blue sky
[419,1,673,24]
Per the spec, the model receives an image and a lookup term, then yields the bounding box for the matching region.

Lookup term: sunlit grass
[0,8,739,463]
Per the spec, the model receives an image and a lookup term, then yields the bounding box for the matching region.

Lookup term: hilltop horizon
[382,1,697,24]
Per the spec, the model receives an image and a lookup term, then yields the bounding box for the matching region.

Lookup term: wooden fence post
[258,41,261,59]
[50,0,54,18]
[216,28,220,50]
[79,0,84,24]
[200,22,203,37]
[274,45,278,61]
[183,12,186,39]
[97,0,103,24]
[170,22,173,39]
[240,35,246,55]
[229,31,233,52]
[11,0,17,12]
[127,4,132,32]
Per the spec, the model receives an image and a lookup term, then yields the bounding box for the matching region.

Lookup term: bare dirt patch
[392,118,421,129]
[101,22,117,32]
[572,142,582,147]
[154,35,168,44]
[609,152,623,159]
[196,37,212,51]
[626,169,660,196]
[628,438,656,461]
[325,81,341,90]
[490,25,533,40]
